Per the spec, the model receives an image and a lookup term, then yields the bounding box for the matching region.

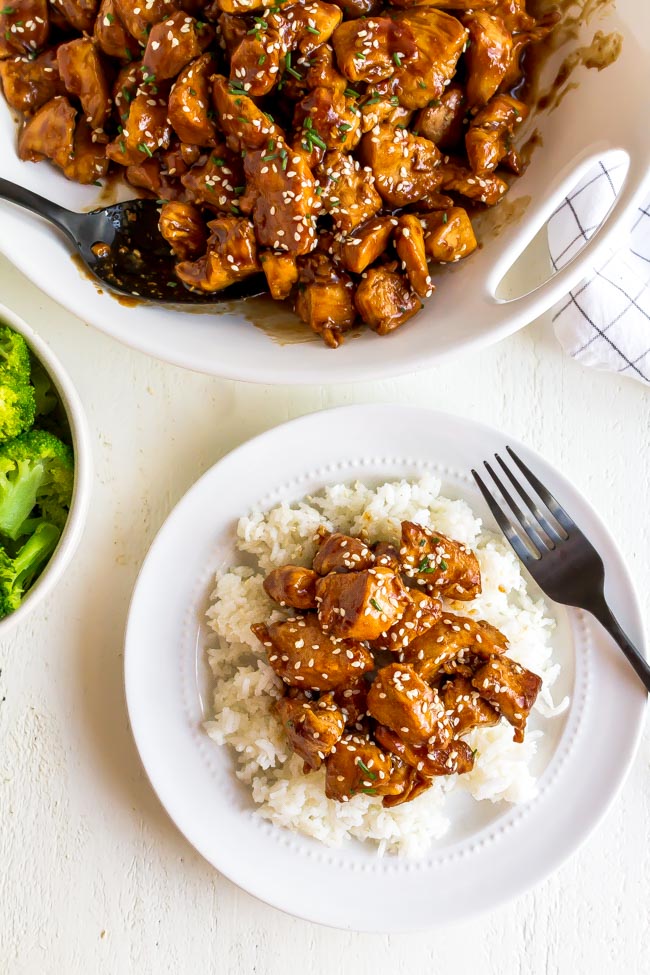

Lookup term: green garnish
[417,556,435,574]
[188,87,197,96]
[392,52,402,66]
[370,597,384,614]
[284,52,302,80]
[1,7,15,14]
[439,559,448,571]
[118,139,125,153]
[364,93,381,106]
[305,24,320,34]
[121,87,131,102]
[211,156,225,167]
[442,213,448,224]
[354,51,365,60]
[418,80,426,89]
[237,115,248,123]
[105,11,114,23]
[361,788,378,796]
[356,759,377,780]
[137,142,153,157]
[258,54,266,64]
[228,80,247,95]
[344,87,359,99]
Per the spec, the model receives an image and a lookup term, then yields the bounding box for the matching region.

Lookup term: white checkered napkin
[547,156,650,385]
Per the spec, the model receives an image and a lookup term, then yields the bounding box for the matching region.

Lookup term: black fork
[472,446,650,692]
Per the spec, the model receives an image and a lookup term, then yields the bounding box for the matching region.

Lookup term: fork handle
[591,600,650,693]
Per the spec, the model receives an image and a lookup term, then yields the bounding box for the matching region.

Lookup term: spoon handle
[0,177,79,242]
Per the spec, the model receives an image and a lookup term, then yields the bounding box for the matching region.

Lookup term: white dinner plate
[124,405,647,931]
[2,1,650,383]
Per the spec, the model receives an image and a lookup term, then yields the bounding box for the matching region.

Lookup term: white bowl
[1,0,649,384]
[0,302,92,634]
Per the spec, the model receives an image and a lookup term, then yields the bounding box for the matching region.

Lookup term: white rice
[204,475,568,858]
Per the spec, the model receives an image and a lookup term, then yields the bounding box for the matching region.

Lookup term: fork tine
[505,446,574,536]
[495,453,563,545]
[471,468,539,565]
[483,461,550,554]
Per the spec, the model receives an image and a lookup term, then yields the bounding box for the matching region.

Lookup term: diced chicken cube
[375,724,475,777]
[391,9,468,109]
[465,93,528,175]
[372,589,442,652]
[57,38,111,132]
[438,159,509,205]
[313,532,374,574]
[181,149,244,211]
[401,613,508,679]
[472,655,542,742]
[440,675,500,736]
[339,216,394,274]
[106,92,171,166]
[332,16,417,84]
[18,95,75,170]
[420,208,478,263]
[175,216,260,292]
[94,0,140,61]
[143,12,212,81]
[394,214,432,297]
[293,2,343,56]
[212,74,283,151]
[260,251,299,300]
[62,119,109,183]
[359,124,441,207]
[294,254,356,348]
[252,617,374,691]
[169,54,217,147]
[228,30,281,98]
[354,265,422,335]
[0,50,63,115]
[325,733,394,801]
[114,0,177,44]
[333,677,368,727]
[263,565,319,609]
[400,521,481,598]
[413,83,466,150]
[275,692,345,770]
[463,11,513,108]
[159,201,208,261]
[317,151,381,234]
[294,86,361,153]
[316,565,409,641]
[367,663,452,746]
[0,0,48,58]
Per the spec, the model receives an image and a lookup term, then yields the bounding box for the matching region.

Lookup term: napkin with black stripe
[547,156,650,385]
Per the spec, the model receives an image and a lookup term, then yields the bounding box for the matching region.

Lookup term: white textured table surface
[0,253,648,975]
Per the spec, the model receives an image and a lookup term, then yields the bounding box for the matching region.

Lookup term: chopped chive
[439,559,448,571]
[357,759,377,780]
[106,11,114,22]
[211,155,225,166]
[137,142,153,157]
[392,52,402,66]
[370,597,384,614]
[354,51,365,60]
[237,115,248,123]
[417,556,435,574]
[442,213,448,224]
[258,54,266,64]
[188,86,196,96]
[305,24,320,34]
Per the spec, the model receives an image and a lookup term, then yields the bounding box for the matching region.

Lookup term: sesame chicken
[367,662,452,746]
[168,54,218,146]
[159,201,209,260]
[313,531,374,575]
[354,265,422,334]
[324,734,395,801]
[472,655,542,742]
[372,588,442,652]
[399,521,482,599]
[332,676,368,726]
[401,613,508,679]
[465,93,528,176]
[1,0,549,340]
[440,675,500,736]
[420,207,478,263]
[252,617,375,691]
[375,724,474,777]
[275,691,345,770]
[175,215,260,291]
[57,37,111,132]
[263,565,319,610]
[317,564,409,641]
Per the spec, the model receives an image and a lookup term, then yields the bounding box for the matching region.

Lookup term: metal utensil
[472,446,650,692]
[0,177,266,304]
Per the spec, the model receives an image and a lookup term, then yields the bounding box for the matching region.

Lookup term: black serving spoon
[0,177,266,304]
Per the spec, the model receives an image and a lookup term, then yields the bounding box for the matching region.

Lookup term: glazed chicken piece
[394,215,433,298]
[334,0,382,16]
[302,42,347,93]
[438,159,509,206]
[440,675,500,736]
[294,86,361,154]
[401,613,508,679]
[275,691,345,771]
[391,9,468,110]
[175,216,260,292]
[57,38,111,132]
[239,141,317,255]
[0,51,64,115]
[253,617,374,691]
[375,724,475,777]
[313,532,374,575]
[0,0,48,58]
[317,152,382,235]
[359,125,442,208]
[168,55,217,147]
[181,150,244,211]
[113,0,177,44]
[228,29,282,99]
[354,264,422,335]
[94,0,141,61]
[218,0,264,12]
[472,655,542,742]
[143,13,212,81]
[367,663,452,746]
[333,676,368,727]
[420,208,478,264]
[390,0,498,7]
[260,251,299,300]
[466,94,528,176]
[292,1,343,56]
[212,75,283,152]
[316,565,410,641]
[324,733,395,801]
[106,93,172,166]
[372,540,401,570]
[53,0,100,33]
[18,96,75,170]
[126,158,186,200]
[463,11,513,108]
[332,16,417,85]
[359,93,411,134]
[294,254,357,348]
[412,84,466,151]
[263,565,319,610]
[159,201,208,261]
[399,521,481,599]
[62,119,109,183]
[372,589,442,652]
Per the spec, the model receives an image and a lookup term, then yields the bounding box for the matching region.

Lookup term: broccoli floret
[0,325,31,385]
[0,430,73,539]
[0,522,60,618]
[30,355,59,417]
[0,381,36,444]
